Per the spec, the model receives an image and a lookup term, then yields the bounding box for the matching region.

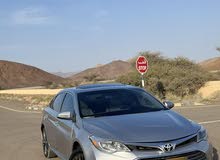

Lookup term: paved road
[0,105,219,160]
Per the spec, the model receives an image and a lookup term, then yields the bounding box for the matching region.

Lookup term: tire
[42,128,56,158]
[70,147,85,160]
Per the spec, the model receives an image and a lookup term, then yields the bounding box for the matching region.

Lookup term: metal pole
[141,73,145,88]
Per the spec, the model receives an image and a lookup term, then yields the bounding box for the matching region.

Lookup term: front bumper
[88,140,213,160]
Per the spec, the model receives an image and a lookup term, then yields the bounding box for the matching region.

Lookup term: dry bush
[117,52,210,99]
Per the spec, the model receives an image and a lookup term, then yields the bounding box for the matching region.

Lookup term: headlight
[197,126,208,142]
[89,136,130,153]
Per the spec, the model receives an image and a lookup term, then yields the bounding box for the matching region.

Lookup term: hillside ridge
[70,60,133,82]
[199,57,220,71]
[0,60,64,89]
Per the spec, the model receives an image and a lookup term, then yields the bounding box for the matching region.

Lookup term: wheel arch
[69,141,85,160]
[72,141,83,151]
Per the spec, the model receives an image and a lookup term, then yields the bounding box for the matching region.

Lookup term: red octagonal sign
[136,56,149,74]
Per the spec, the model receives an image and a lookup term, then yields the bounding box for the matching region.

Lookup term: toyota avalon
[41,83,213,160]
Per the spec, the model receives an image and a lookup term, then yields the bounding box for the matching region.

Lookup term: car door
[56,93,76,159]
[46,93,65,151]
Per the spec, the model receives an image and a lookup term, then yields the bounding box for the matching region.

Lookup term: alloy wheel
[42,130,49,157]
[72,152,84,160]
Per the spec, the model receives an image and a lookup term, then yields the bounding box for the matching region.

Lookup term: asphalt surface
[0,104,219,160]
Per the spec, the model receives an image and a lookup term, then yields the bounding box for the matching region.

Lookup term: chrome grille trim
[139,151,207,160]
[126,134,197,152]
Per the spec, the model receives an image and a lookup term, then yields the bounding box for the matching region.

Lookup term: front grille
[175,136,197,149]
[139,151,207,160]
[128,145,161,152]
[128,135,198,153]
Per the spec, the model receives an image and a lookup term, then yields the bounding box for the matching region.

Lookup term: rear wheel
[42,128,56,158]
[70,147,85,160]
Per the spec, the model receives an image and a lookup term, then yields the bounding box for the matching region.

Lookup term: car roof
[59,83,140,94]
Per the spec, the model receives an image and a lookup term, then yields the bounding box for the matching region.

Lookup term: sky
[0,0,220,72]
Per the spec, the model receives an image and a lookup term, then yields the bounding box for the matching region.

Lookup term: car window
[61,93,74,113]
[135,89,162,109]
[53,93,65,112]
[78,88,166,117]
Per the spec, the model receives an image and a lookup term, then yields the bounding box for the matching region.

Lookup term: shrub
[117,52,210,98]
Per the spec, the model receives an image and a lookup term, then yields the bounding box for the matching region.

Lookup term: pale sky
[0,0,220,72]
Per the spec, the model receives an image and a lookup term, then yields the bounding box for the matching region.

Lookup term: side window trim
[58,93,67,113]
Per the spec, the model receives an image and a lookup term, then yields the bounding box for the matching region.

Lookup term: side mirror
[163,101,174,109]
[57,112,76,122]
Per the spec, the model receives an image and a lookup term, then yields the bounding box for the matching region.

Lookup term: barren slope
[199,57,220,71]
[70,60,133,82]
[0,60,64,89]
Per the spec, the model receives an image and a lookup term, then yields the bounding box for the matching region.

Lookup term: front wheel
[42,129,56,158]
[70,147,85,160]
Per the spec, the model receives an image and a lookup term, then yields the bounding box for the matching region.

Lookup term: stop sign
[136,56,148,74]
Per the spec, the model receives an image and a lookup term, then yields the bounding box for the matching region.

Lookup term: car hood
[82,110,200,143]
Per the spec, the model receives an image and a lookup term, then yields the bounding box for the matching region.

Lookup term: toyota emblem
[161,143,176,152]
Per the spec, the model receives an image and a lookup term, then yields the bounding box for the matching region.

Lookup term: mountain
[70,60,133,82]
[199,57,220,71]
[0,60,64,89]
[52,72,78,78]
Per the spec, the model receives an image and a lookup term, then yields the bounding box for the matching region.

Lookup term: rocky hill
[199,57,220,71]
[0,60,64,89]
[70,60,133,82]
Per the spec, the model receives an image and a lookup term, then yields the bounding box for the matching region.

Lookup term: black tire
[70,147,85,160]
[42,129,56,158]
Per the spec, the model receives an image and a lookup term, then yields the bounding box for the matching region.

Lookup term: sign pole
[141,73,145,88]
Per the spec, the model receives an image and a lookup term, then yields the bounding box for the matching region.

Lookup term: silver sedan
[41,83,213,160]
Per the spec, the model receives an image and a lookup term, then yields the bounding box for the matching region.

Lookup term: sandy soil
[198,81,220,98]
[0,89,61,95]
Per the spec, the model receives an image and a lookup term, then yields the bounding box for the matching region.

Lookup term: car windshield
[78,88,166,118]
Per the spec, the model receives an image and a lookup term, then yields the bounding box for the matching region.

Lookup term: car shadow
[213,147,219,160]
